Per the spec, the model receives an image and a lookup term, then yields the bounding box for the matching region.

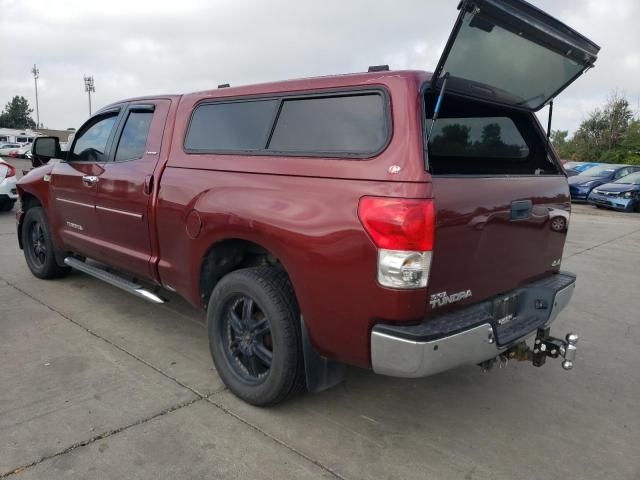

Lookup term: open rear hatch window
[433,0,600,111]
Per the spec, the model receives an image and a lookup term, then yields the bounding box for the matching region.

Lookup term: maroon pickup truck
[18,0,597,405]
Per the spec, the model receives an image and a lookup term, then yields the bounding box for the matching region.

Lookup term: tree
[0,96,36,129]
[550,130,577,159]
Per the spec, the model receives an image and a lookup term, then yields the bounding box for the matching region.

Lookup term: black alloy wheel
[207,266,305,406]
[29,220,48,267]
[221,294,273,383]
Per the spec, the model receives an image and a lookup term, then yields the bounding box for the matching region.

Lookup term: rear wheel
[207,266,305,406]
[22,207,70,279]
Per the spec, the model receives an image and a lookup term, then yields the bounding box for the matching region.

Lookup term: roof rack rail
[218,83,230,88]
[368,65,390,72]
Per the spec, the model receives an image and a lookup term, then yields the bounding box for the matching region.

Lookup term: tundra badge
[430,290,472,309]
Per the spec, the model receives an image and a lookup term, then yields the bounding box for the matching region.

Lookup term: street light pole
[83,75,95,116]
[31,64,40,128]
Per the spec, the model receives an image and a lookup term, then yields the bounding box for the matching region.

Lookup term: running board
[64,257,165,304]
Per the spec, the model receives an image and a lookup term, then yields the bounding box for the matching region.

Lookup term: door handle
[511,200,533,220]
[144,175,153,195]
[82,175,99,186]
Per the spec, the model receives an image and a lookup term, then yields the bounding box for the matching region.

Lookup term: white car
[0,159,18,212]
[15,143,32,158]
[0,143,22,157]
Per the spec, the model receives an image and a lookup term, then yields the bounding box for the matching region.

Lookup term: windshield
[578,165,617,177]
[615,172,640,185]
[438,9,588,110]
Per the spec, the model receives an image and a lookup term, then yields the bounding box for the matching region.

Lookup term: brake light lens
[358,197,435,289]
[358,197,435,251]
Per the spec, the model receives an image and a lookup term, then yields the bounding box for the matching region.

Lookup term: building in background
[0,128,74,145]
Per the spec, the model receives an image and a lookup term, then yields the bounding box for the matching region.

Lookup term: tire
[0,199,15,212]
[21,207,71,279]
[207,266,305,406]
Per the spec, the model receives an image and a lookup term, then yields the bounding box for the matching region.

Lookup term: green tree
[550,129,577,159]
[0,96,36,129]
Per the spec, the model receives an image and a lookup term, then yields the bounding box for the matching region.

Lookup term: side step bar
[64,257,165,304]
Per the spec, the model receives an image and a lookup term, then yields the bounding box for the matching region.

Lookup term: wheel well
[17,193,42,250]
[199,239,283,307]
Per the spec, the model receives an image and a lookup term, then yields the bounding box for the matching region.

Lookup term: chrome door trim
[95,205,143,219]
[56,197,94,209]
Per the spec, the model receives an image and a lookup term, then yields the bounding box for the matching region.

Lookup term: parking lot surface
[1,158,639,479]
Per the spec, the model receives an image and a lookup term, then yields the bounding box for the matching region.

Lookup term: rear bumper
[371,272,576,377]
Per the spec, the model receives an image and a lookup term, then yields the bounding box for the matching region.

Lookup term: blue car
[568,164,640,201]
[563,161,601,176]
[587,171,640,212]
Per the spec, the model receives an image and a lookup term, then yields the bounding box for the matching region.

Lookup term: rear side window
[184,91,388,157]
[268,94,387,154]
[115,111,153,161]
[429,117,529,158]
[185,100,278,151]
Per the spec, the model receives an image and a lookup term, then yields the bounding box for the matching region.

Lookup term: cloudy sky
[1,0,638,134]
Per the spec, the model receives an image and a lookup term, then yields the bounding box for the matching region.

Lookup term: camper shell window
[424,90,561,176]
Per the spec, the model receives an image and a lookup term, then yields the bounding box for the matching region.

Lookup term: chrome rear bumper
[371,273,576,378]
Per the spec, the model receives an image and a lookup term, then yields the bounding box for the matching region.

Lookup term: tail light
[358,197,435,289]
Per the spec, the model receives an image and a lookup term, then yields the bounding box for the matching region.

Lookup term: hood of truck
[432,0,600,111]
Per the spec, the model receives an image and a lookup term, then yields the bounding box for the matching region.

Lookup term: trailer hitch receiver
[531,328,578,370]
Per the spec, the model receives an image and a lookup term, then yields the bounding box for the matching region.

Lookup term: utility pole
[84,75,95,116]
[31,64,40,128]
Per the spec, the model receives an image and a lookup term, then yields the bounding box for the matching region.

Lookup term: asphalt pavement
[1,158,638,479]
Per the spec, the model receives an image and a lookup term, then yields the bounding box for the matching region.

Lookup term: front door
[93,99,171,280]
[49,109,121,260]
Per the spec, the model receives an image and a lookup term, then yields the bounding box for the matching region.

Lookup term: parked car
[587,171,640,212]
[0,159,18,212]
[15,143,32,158]
[0,143,22,157]
[17,0,594,405]
[568,164,640,201]
[563,161,601,177]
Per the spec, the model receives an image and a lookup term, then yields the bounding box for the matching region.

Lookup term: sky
[1,0,639,134]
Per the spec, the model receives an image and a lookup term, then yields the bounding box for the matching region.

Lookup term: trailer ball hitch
[482,329,579,372]
[531,328,579,370]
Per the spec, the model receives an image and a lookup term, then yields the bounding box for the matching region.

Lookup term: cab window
[70,113,119,162]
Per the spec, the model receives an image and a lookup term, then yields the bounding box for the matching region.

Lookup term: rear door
[92,99,171,279]
[49,109,121,260]
[432,0,600,111]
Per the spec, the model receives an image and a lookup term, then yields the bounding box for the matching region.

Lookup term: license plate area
[493,292,520,326]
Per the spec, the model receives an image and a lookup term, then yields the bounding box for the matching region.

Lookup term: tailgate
[427,176,570,313]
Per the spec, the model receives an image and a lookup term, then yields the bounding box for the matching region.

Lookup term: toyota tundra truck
[17,0,597,405]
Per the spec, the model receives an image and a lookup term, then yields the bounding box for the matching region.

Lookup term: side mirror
[32,137,61,168]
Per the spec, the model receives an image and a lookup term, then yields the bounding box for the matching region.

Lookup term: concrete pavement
[1,160,638,479]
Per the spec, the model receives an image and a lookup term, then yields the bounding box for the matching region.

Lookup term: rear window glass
[268,94,387,154]
[185,100,278,151]
[429,117,529,158]
[115,111,153,161]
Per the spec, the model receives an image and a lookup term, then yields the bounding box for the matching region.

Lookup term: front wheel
[0,199,15,212]
[21,207,70,279]
[207,267,305,406]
